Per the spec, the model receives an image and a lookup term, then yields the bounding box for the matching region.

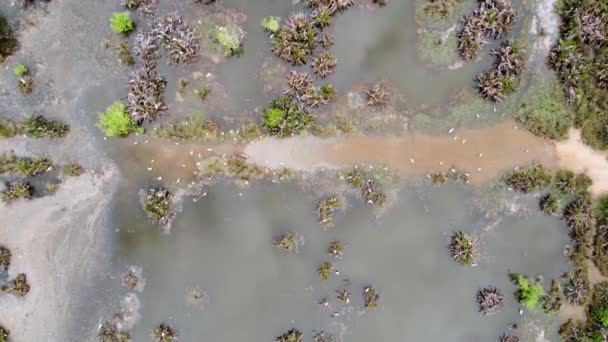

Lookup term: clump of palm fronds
[328,240,346,257]
[457,0,517,61]
[121,0,141,9]
[477,287,504,315]
[1,181,33,204]
[272,13,317,65]
[0,325,9,342]
[311,51,337,78]
[1,273,30,297]
[317,196,342,227]
[284,70,314,99]
[121,269,139,289]
[276,329,302,342]
[143,187,173,224]
[273,232,296,252]
[97,314,130,342]
[127,61,167,122]
[475,40,525,102]
[153,323,177,342]
[449,231,477,265]
[563,270,590,306]
[154,12,200,64]
[313,331,334,342]
[363,285,379,309]
[317,261,333,280]
[304,0,355,14]
[365,82,390,109]
[499,335,519,342]
[0,245,11,272]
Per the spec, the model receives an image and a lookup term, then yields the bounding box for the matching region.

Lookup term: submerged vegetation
[0,246,11,272]
[97,314,130,342]
[2,273,31,297]
[449,231,477,265]
[0,14,17,64]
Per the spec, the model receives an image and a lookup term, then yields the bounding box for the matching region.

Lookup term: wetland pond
[0,0,595,341]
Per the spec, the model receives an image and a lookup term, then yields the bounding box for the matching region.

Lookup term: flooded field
[1,0,604,341]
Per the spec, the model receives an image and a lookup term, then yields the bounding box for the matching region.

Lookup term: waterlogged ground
[0,0,581,341]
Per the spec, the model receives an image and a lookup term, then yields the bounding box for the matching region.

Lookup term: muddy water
[246,120,558,185]
[106,181,569,342]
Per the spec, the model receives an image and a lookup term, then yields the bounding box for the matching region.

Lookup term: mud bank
[246,120,558,185]
[0,167,118,341]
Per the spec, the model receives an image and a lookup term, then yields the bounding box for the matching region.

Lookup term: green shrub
[13,64,28,76]
[14,156,52,177]
[262,96,315,137]
[592,306,608,327]
[261,16,280,33]
[510,273,545,310]
[503,164,553,193]
[263,107,285,128]
[63,163,84,177]
[110,12,134,34]
[515,80,574,140]
[20,115,69,138]
[1,181,33,204]
[213,26,242,56]
[97,101,142,137]
[0,120,17,138]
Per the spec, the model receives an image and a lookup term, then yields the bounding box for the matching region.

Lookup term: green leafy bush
[213,26,242,56]
[13,64,28,76]
[510,273,545,310]
[262,96,315,137]
[110,12,134,34]
[592,306,608,327]
[97,101,142,137]
[261,16,280,33]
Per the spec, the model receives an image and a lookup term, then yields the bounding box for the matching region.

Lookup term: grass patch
[110,12,134,34]
[21,115,69,138]
[515,79,574,140]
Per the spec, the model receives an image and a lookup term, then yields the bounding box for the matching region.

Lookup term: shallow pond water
[92,181,569,341]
